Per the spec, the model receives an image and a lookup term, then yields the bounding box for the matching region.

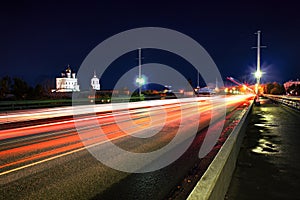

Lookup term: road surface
[0,95,253,200]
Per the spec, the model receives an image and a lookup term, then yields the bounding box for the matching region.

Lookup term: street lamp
[253,30,266,96]
[136,77,145,85]
[254,70,262,79]
[137,48,144,97]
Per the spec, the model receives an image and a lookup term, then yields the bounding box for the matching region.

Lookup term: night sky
[1,0,299,90]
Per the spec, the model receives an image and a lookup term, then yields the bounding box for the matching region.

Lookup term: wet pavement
[226,98,300,200]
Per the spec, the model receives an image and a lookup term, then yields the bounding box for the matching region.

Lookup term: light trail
[0,97,213,124]
[0,101,207,170]
[0,100,211,140]
[0,95,253,177]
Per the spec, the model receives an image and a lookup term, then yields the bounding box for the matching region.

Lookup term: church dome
[65,65,72,73]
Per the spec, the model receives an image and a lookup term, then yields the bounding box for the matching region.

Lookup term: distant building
[91,71,100,90]
[283,79,300,91]
[197,87,215,95]
[52,65,80,92]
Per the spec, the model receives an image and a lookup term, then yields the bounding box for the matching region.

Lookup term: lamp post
[255,30,261,95]
[136,48,145,98]
[253,30,266,95]
[138,48,142,97]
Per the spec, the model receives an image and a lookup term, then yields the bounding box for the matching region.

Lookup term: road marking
[0,96,252,176]
[0,104,202,176]
[0,139,106,176]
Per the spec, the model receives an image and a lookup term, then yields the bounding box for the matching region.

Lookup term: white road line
[0,95,252,176]
[0,139,106,176]
[0,103,203,176]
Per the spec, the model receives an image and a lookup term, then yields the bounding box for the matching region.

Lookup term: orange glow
[0,95,253,175]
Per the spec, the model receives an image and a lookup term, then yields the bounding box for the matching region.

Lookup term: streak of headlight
[0,95,253,176]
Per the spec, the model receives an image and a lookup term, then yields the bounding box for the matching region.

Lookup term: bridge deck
[226,97,300,199]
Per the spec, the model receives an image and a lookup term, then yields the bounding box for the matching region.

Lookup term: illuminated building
[53,65,80,92]
[91,71,100,90]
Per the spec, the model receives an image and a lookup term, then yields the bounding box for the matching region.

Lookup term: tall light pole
[253,30,266,95]
[256,30,261,94]
[197,70,199,88]
[135,48,144,97]
[138,48,142,97]
[196,70,200,93]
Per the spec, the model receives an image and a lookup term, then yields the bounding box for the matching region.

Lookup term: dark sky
[1,0,299,89]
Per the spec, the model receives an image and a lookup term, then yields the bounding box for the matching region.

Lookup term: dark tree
[264,82,285,95]
[0,76,12,99]
[34,84,45,98]
[12,77,30,100]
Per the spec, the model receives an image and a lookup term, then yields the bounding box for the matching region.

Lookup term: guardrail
[187,100,254,200]
[0,96,176,111]
[0,99,76,111]
[264,94,300,110]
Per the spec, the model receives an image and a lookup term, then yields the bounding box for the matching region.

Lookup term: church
[54,65,80,92]
[52,66,100,92]
[91,71,100,90]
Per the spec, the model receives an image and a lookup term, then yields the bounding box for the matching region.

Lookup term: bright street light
[136,77,145,85]
[254,70,262,79]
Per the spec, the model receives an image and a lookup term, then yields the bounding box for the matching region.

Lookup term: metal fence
[264,94,300,110]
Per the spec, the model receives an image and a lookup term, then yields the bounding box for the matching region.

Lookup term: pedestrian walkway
[225,97,300,200]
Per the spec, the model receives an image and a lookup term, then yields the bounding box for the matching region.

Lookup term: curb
[187,100,254,200]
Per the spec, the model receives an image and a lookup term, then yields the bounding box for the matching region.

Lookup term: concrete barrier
[187,101,254,200]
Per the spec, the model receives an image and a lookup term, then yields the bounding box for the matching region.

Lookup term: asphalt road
[226,97,300,200]
[0,96,252,200]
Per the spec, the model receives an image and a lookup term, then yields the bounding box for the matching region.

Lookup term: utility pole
[138,48,142,97]
[136,48,144,98]
[197,71,200,88]
[256,31,261,95]
[253,30,266,95]
[215,77,219,91]
[139,48,142,96]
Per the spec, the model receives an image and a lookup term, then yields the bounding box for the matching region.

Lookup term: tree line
[1,76,299,100]
[0,76,50,100]
[263,82,285,95]
[263,82,299,96]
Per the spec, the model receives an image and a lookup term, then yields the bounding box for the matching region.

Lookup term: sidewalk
[225,98,300,200]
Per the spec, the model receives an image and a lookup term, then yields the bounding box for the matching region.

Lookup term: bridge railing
[263,94,300,110]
